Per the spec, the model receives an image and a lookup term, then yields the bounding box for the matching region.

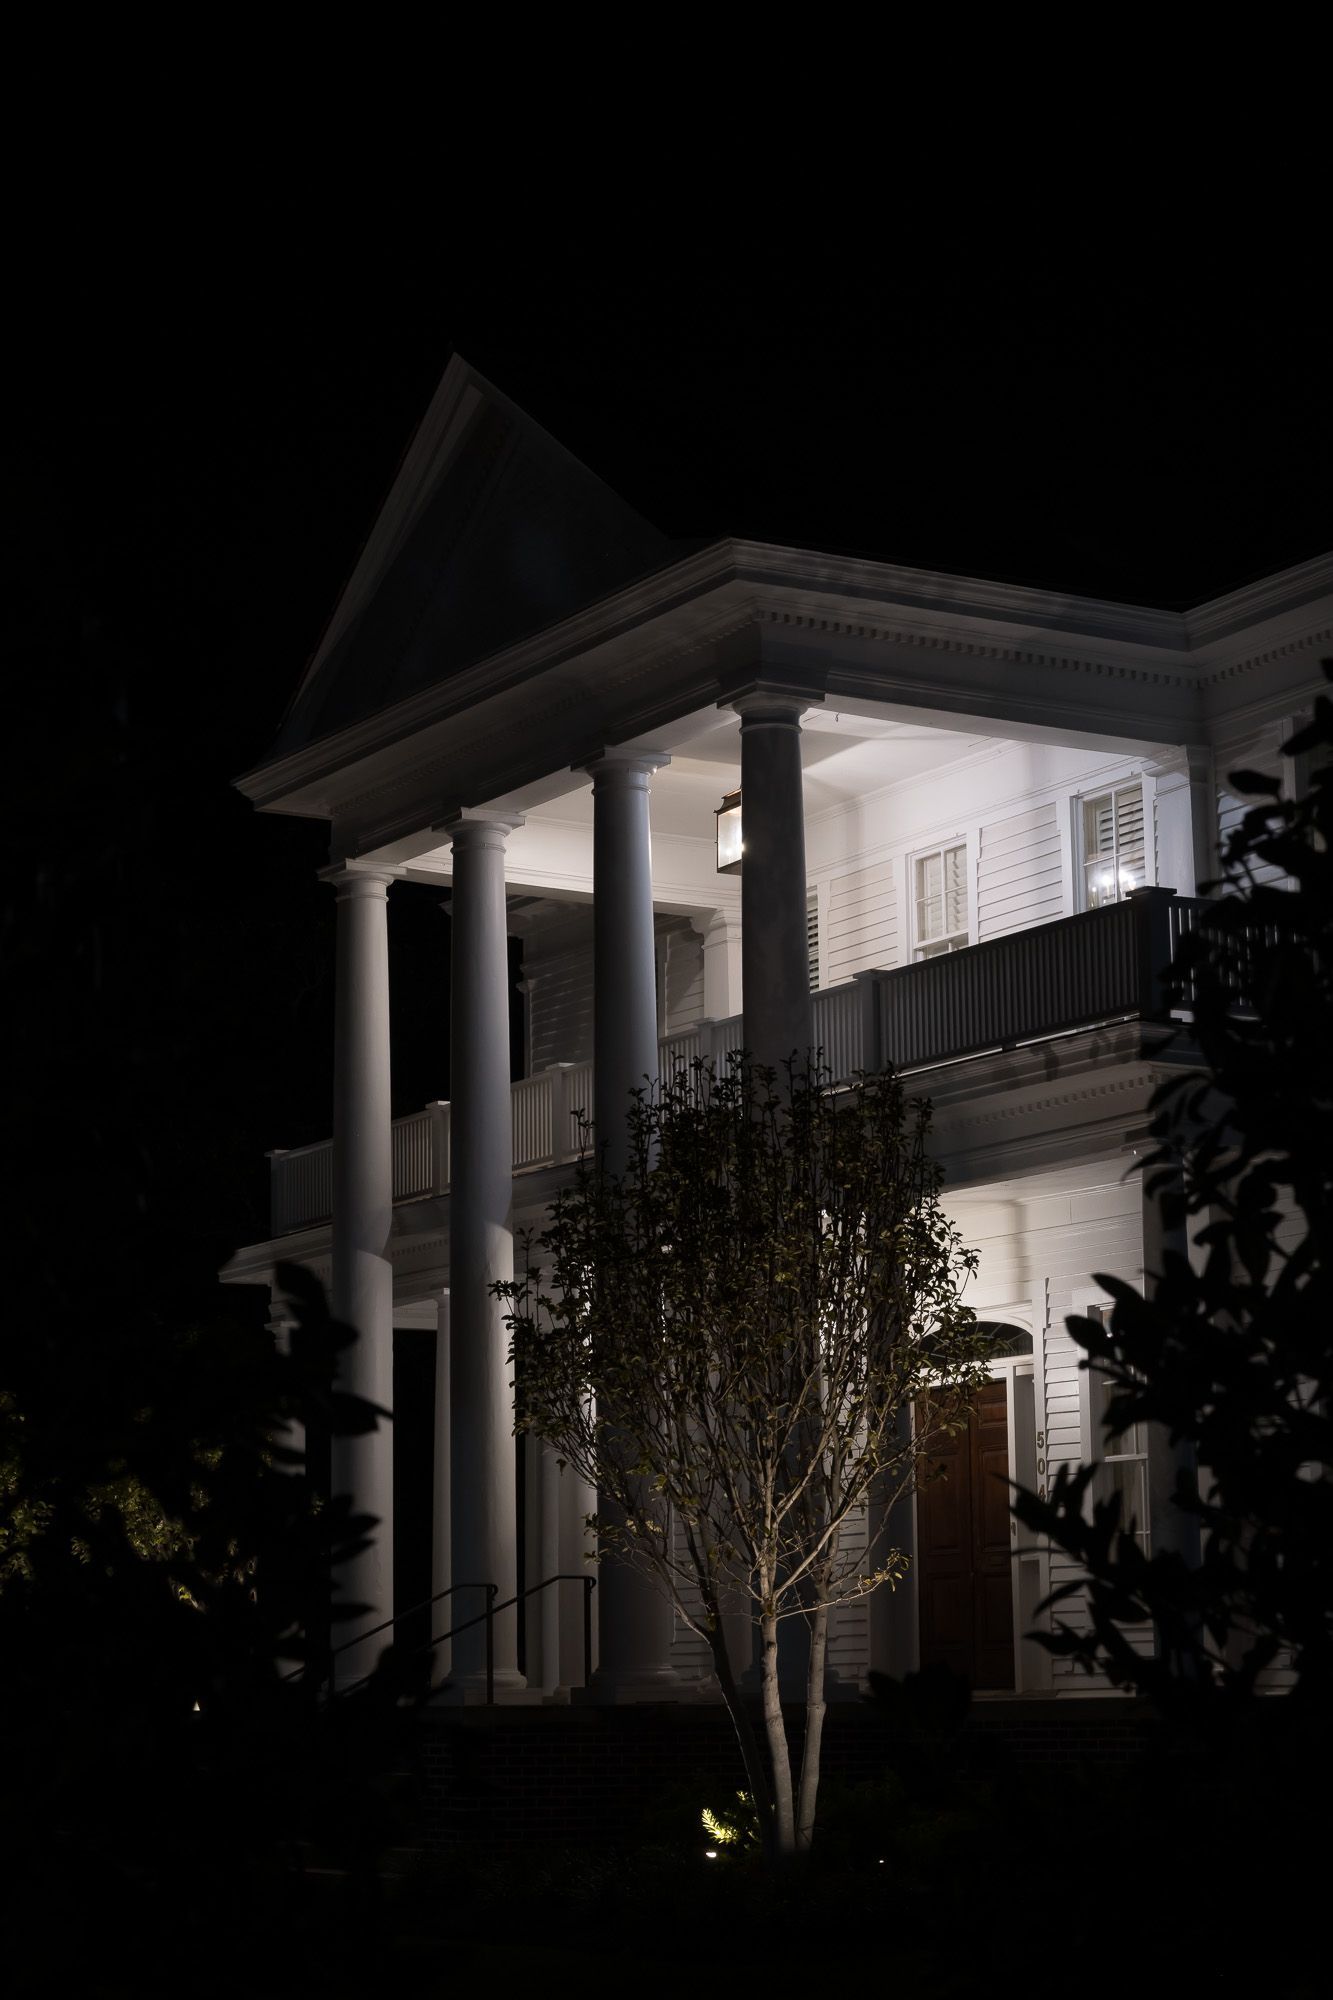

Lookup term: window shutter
[806,889,820,992]
[1114,785,1145,877]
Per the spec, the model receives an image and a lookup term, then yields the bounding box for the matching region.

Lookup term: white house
[223,355,1333,1704]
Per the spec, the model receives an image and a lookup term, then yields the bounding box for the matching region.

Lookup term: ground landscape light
[715,790,743,874]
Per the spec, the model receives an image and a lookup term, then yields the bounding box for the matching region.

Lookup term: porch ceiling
[403,703,999,887]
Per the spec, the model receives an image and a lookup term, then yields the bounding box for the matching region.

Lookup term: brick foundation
[418,1696,1156,1850]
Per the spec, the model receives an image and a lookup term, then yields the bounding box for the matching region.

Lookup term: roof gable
[271,355,674,757]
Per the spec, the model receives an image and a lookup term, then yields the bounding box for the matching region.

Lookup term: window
[806,888,820,993]
[976,1321,1034,1358]
[1089,1304,1150,1561]
[1081,782,1146,909]
[912,842,969,959]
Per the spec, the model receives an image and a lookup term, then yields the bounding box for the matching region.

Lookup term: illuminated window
[1081,783,1146,910]
[912,842,969,960]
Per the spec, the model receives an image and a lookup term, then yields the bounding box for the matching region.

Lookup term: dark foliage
[0,1266,419,1993]
[1015,668,1333,1718]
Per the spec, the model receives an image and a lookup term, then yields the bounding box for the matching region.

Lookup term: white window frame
[908,835,973,960]
[1082,1299,1152,1570]
[1073,776,1155,913]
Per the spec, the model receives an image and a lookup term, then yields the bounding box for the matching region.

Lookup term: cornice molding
[1184,551,1333,648]
[238,537,1333,834]
[762,602,1193,689]
[1192,621,1333,695]
[727,541,1192,651]
[931,1066,1161,1140]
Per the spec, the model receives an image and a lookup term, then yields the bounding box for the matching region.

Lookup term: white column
[1141,1165,1203,1577]
[585,750,670,1173]
[265,1290,303,1478]
[325,861,397,1686]
[582,747,679,1699]
[702,909,742,1023]
[431,1291,451,1681]
[446,812,525,1697]
[536,1436,562,1693]
[728,692,820,1695]
[730,687,819,1080]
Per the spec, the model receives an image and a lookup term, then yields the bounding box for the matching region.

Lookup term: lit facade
[223,356,1332,1702]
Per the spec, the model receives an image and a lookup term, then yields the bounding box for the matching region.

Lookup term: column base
[431,1668,535,1706]
[575,1665,684,1705]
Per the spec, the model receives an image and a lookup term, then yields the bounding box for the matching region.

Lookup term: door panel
[915,1418,972,1680]
[916,1379,1015,1691]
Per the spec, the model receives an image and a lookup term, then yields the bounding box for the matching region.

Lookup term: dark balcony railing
[267,888,1198,1235]
[871,885,1183,1072]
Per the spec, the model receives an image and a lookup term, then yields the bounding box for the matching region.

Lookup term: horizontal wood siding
[828,1501,870,1686]
[1214,718,1287,888]
[527,943,594,1073]
[669,1512,714,1680]
[978,800,1064,941]
[1043,1189,1150,1689]
[664,922,705,1035]
[828,862,898,984]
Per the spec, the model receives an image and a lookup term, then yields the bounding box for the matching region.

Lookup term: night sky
[13,238,1330,1318]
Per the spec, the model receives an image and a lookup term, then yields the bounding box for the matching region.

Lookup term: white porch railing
[268,892,1205,1235]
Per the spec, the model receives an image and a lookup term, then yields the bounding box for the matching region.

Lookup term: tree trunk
[760,1609,796,1855]
[796,1597,829,1851]
[709,1624,776,1857]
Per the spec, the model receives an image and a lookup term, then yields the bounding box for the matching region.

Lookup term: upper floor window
[1081,782,1146,909]
[913,841,969,959]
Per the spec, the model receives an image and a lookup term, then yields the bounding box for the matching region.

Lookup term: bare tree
[496,1060,991,1859]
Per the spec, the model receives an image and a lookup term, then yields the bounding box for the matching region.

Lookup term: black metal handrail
[282,1579,497,1689]
[291,1573,597,1705]
[423,1573,597,1706]
[333,1579,497,1660]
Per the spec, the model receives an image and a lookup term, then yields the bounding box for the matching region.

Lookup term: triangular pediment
[270,355,675,758]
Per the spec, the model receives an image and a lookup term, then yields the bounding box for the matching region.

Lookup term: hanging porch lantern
[715,789,742,873]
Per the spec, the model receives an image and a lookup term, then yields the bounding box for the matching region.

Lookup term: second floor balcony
[267,886,1205,1237]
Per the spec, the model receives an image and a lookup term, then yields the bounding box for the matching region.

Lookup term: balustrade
[269,893,1214,1235]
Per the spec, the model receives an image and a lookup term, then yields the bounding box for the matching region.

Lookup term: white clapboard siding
[1041,1273,1091,1690]
[828,1500,871,1685]
[977,800,1064,941]
[1043,1194,1153,1688]
[664,922,705,1035]
[527,943,595,1072]
[827,862,898,984]
[1214,717,1289,889]
[668,1512,715,1680]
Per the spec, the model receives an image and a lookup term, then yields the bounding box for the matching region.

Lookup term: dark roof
[272,355,676,758]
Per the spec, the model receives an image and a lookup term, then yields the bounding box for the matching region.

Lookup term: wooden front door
[915,1378,1015,1690]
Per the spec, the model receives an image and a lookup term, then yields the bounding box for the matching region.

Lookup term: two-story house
[222,354,1332,1704]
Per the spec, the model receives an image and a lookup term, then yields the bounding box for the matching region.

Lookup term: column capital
[440,809,525,853]
[577,746,671,784]
[722,680,825,724]
[318,859,402,895]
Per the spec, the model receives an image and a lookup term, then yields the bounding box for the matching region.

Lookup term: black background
[10,225,1330,1304]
